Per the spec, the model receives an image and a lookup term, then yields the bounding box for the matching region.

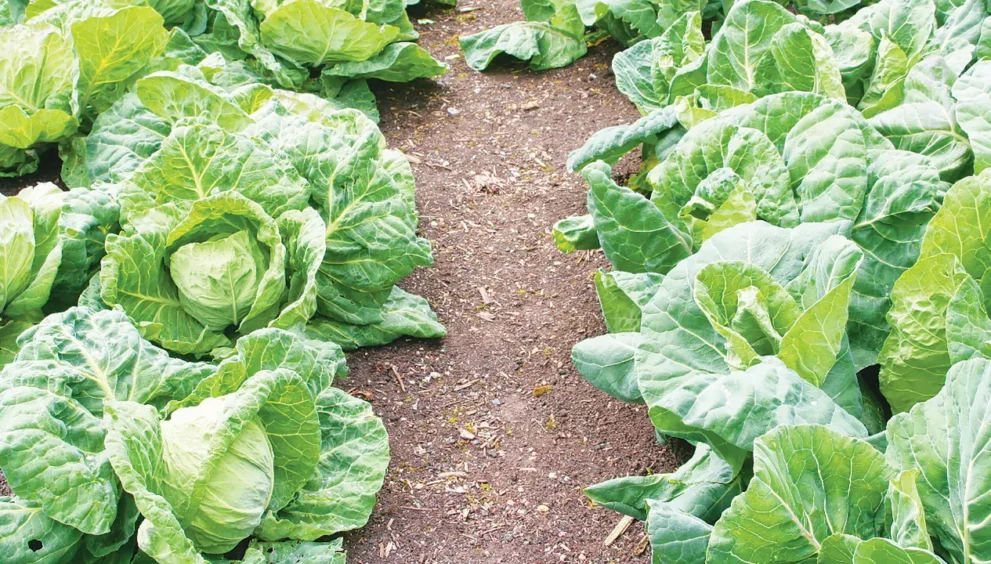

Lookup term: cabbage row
[0,0,454,177]
[472,0,991,561]
[0,1,450,562]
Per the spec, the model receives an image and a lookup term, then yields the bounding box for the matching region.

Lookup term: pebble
[536,505,550,513]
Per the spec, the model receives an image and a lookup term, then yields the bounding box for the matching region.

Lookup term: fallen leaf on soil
[532,384,553,397]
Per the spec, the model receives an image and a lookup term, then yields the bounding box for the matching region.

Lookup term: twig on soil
[453,379,479,391]
[604,515,634,546]
[390,365,407,393]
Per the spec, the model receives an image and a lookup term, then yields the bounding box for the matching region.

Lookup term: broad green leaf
[256,386,389,540]
[552,214,600,253]
[84,92,171,184]
[586,444,741,522]
[459,21,587,72]
[305,286,445,350]
[859,37,910,116]
[880,253,971,412]
[271,207,326,332]
[0,318,34,366]
[706,0,796,93]
[135,71,253,132]
[310,128,433,325]
[886,357,991,563]
[765,23,846,101]
[778,236,863,387]
[323,42,447,82]
[595,269,663,333]
[952,61,991,174]
[585,161,692,274]
[0,24,75,148]
[707,425,894,563]
[0,194,42,314]
[71,7,168,113]
[567,107,682,171]
[0,495,83,563]
[259,0,399,66]
[869,101,972,181]
[946,274,991,363]
[572,332,642,402]
[120,121,308,220]
[887,469,933,551]
[646,500,712,564]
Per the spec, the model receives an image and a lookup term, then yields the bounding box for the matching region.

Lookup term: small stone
[491,398,502,406]
[521,100,540,111]
[536,505,550,513]
[459,428,476,440]
[447,107,461,116]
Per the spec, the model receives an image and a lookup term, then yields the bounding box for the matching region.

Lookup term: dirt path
[344,3,677,563]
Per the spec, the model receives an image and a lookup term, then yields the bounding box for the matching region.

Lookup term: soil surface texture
[345,3,677,563]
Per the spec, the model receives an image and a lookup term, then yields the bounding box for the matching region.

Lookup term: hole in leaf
[28,540,43,551]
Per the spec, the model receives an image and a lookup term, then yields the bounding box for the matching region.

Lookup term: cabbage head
[100,191,324,355]
[0,306,387,562]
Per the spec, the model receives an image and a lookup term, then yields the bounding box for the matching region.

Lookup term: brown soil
[0,2,679,561]
[343,3,676,563]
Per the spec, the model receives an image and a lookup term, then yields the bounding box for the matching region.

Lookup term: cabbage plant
[0,4,170,176]
[0,183,118,364]
[0,306,387,563]
[82,65,444,355]
[635,356,991,563]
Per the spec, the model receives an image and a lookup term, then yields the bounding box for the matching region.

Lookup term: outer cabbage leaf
[886,357,991,563]
[585,444,742,522]
[305,286,445,350]
[707,425,895,563]
[0,307,214,536]
[459,20,587,72]
[880,171,991,411]
[323,42,447,82]
[71,6,169,114]
[259,0,399,66]
[0,24,75,149]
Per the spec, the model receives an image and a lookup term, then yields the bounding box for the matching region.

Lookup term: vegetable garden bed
[3,0,991,562]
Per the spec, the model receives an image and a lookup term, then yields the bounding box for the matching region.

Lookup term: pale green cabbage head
[160,396,275,553]
[169,230,271,331]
